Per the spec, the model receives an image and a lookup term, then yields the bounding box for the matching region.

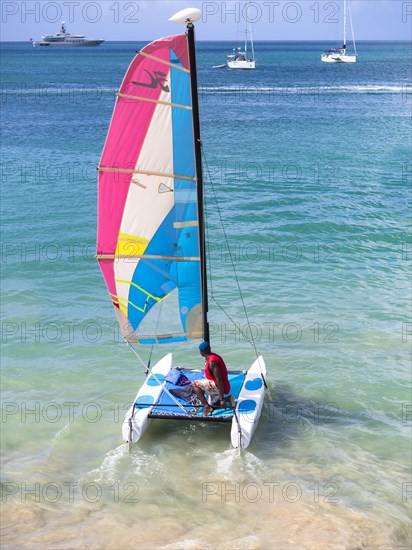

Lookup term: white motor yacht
[32,22,104,47]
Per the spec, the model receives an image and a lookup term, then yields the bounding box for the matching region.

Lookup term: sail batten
[97,254,200,261]
[97,166,196,182]
[116,92,192,110]
[97,33,203,344]
[138,50,190,72]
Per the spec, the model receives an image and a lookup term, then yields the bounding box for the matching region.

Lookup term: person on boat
[193,342,235,416]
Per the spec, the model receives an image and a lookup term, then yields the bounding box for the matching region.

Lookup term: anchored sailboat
[321,0,357,63]
[227,2,256,69]
[96,8,266,449]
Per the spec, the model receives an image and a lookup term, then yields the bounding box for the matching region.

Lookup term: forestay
[97,34,203,344]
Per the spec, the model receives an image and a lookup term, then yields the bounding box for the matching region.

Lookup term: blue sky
[1,1,411,41]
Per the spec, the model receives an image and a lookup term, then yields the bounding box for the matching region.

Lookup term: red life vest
[205,353,230,394]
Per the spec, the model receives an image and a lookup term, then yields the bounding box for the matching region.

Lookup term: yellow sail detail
[116,295,163,315]
[109,291,128,317]
[112,281,172,318]
[119,301,128,317]
[115,234,149,257]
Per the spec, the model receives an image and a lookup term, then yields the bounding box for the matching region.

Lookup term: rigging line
[201,147,260,360]
[126,340,150,370]
[348,0,357,56]
[209,294,271,397]
[126,341,193,415]
[146,345,154,373]
[202,177,214,301]
[210,296,255,347]
[147,345,154,375]
[125,339,150,449]
[147,298,164,373]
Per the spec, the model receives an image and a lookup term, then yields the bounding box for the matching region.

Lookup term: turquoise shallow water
[1,41,411,549]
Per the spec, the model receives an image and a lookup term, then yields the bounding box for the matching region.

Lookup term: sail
[97,34,203,344]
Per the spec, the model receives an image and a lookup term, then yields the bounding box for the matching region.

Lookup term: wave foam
[200,84,410,95]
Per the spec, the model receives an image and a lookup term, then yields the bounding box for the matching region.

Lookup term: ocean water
[1,40,411,549]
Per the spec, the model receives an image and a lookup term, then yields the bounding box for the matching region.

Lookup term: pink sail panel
[97,34,189,301]
[97,34,189,257]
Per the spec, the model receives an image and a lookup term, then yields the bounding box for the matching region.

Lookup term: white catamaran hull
[231,356,266,449]
[122,353,173,444]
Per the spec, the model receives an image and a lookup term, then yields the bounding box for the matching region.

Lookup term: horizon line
[1,39,411,43]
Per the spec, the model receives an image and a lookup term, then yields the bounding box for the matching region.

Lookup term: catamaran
[227,2,256,69]
[96,8,266,449]
[321,0,357,63]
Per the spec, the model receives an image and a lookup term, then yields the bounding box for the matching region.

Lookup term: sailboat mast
[186,22,210,344]
[343,0,347,50]
[249,19,255,62]
[246,1,255,62]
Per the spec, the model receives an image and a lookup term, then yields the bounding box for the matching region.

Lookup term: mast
[343,0,347,51]
[249,19,255,61]
[186,20,210,344]
[246,1,255,61]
